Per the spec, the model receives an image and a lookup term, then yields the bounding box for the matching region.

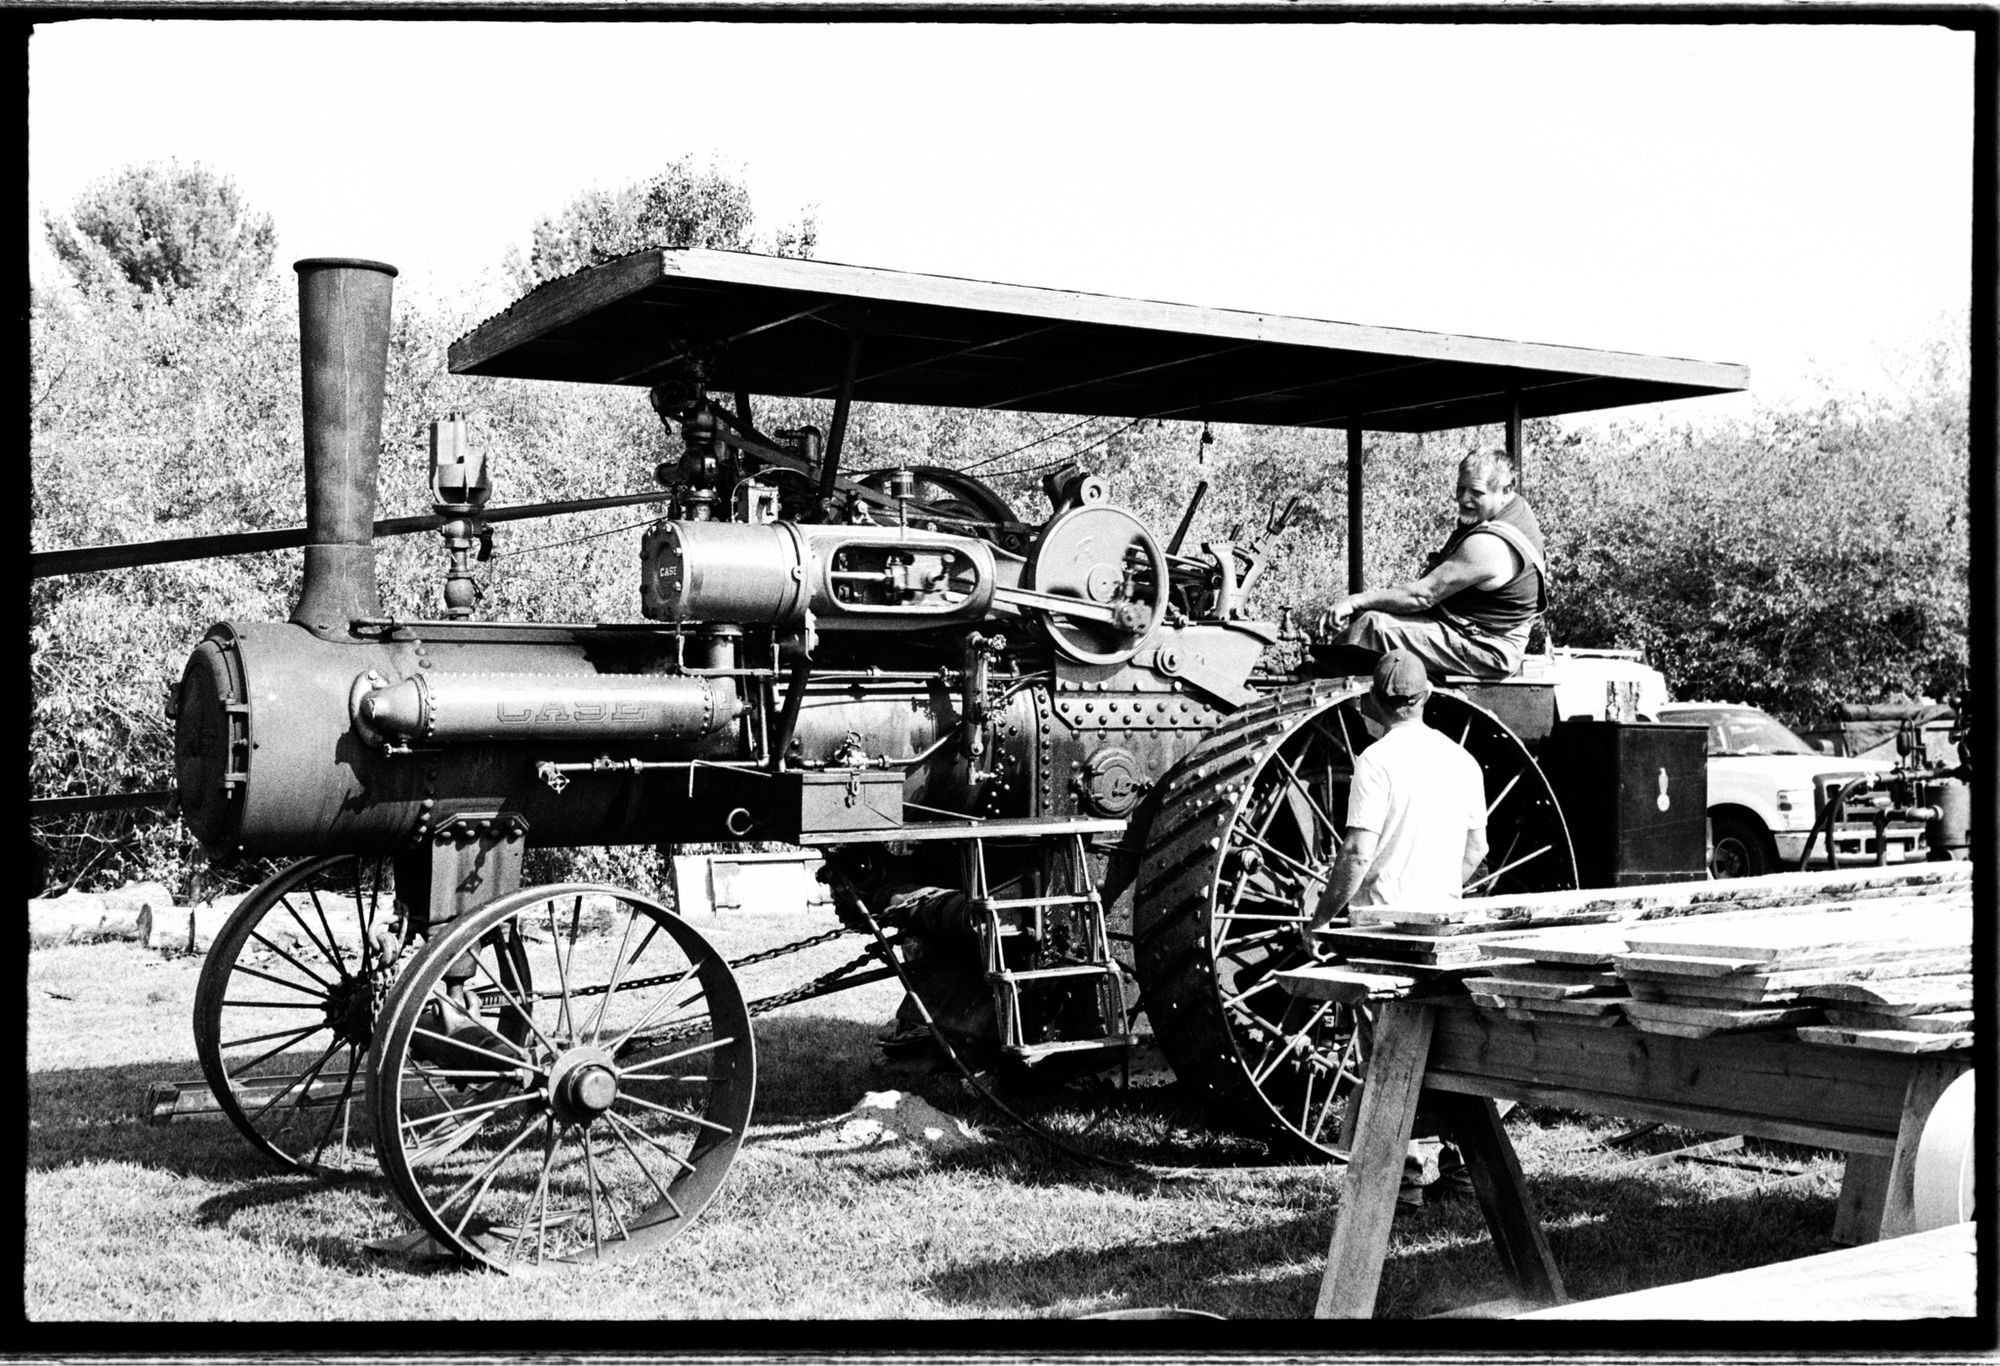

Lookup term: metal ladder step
[993,963,1121,984]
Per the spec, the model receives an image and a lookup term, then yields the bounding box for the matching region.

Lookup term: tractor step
[992,963,1120,984]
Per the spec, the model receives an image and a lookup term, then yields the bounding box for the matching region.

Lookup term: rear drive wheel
[1134,683,1577,1158]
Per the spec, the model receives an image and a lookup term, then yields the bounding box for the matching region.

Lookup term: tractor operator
[1311,648,1491,1209]
[1317,446,1547,680]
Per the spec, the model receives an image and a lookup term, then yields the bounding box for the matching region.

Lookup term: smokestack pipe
[291,258,397,637]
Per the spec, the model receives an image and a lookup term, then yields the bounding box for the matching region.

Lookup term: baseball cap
[1371,649,1432,706]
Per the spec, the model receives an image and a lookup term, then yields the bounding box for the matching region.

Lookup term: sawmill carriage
[174,251,1751,1269]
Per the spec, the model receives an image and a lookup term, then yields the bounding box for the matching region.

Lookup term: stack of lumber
[1323,863,1973,1034]
[1610,888,1970,1044]
[1463,928,1632,1027]
[1792,973,1974,1054]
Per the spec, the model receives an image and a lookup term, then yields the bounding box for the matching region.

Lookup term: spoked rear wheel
[1135,684,1576,1159]
[370,884,756,1270]
[193,853,412,1173]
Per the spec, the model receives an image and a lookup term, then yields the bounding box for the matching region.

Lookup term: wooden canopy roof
[450,249,1748,432]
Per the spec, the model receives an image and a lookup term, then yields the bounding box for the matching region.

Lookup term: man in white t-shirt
[1312,649,1488,931]
[1310,648,1491,1210]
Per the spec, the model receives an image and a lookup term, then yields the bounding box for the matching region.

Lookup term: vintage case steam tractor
[174,253,1747,1268]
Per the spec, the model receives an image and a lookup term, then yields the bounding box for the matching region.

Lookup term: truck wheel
[1709,813,1775,879]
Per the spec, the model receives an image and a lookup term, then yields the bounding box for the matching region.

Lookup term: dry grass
[28,912,1874,1329]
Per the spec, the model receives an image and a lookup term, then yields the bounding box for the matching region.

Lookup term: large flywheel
[1133,682,1576,1159]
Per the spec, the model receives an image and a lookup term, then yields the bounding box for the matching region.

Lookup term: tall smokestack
[291,258,397,637]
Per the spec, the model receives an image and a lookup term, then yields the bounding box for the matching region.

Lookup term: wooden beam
[1315,998,1435,1318]
[1877,1057,1966,1240]
[1436,1092,1566,1306]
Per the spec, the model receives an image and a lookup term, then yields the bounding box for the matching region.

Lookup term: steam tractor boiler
[175,252,1749,1268]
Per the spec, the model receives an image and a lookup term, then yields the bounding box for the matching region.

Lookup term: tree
[43,160,276,302]
[505,156,817,292]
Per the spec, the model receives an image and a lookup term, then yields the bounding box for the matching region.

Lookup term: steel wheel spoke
[1464,843,1552,894]
[225,1020,329,1075]
[617,1093,735,1136]
[303,885,351,977]
[605,960,706,1055]
[604,1107,700,1182]
[588,908,645,1043]
[242,929,340,994]
[231,958,334,1000]
[468,948,562,1058]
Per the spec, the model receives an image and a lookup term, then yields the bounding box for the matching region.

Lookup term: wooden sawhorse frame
[1315,994,1970,1318]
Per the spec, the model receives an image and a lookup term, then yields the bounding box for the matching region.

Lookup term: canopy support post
[1506,395,1524,491]
[1346,425,1365,594]
[817,333,863,513]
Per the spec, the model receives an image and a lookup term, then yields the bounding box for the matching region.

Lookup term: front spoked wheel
[370,884,756,1270]
[193,854,413,1174]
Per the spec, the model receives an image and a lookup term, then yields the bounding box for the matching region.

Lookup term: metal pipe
[291,259,397,637]
[32,490,673,579]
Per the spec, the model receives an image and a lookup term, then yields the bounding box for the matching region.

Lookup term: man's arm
[1312,826,1378,931]
[1322,534,1518,632]
[1461,825,1489,887]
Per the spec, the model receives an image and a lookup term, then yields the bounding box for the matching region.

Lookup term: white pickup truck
[1655,701,1924,876]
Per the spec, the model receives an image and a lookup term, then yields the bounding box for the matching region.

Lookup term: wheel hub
[323,971,378,1048]
[547,1046,621,1124]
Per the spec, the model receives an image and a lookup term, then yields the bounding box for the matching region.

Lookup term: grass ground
[27,905,1863,1328]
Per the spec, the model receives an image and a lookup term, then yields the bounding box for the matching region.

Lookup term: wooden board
[1467,961,1621,987]
[1519,1219,1976,1320]
[1386,909,1622,933]
[1463,975,1615,1000]
[1799,975,1974,1013]
[1470,991,1626,1017]
[1425,1001,1926,1150]
[1620,903,1970,962]
[1624,979,1798,1007]
[1500,1007,1626,1028]
[1318,927,1497,966]
[1340,955,1534,980]
[1620,950,1971,995]
[1823,1008,1974,1034]
[1795,1025,1974,1054]
[1621,1000,1820,1033]
[1274,965,1415,1004]
[1478,929,1630,965]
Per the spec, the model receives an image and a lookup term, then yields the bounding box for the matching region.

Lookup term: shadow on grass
[916,1163,1845,1320]
[25,1014,932,1177]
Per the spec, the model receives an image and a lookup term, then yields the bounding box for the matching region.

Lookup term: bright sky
[28,18,1975,423]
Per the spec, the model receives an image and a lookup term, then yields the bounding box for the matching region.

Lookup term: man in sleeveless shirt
[1318,447,1548,680]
